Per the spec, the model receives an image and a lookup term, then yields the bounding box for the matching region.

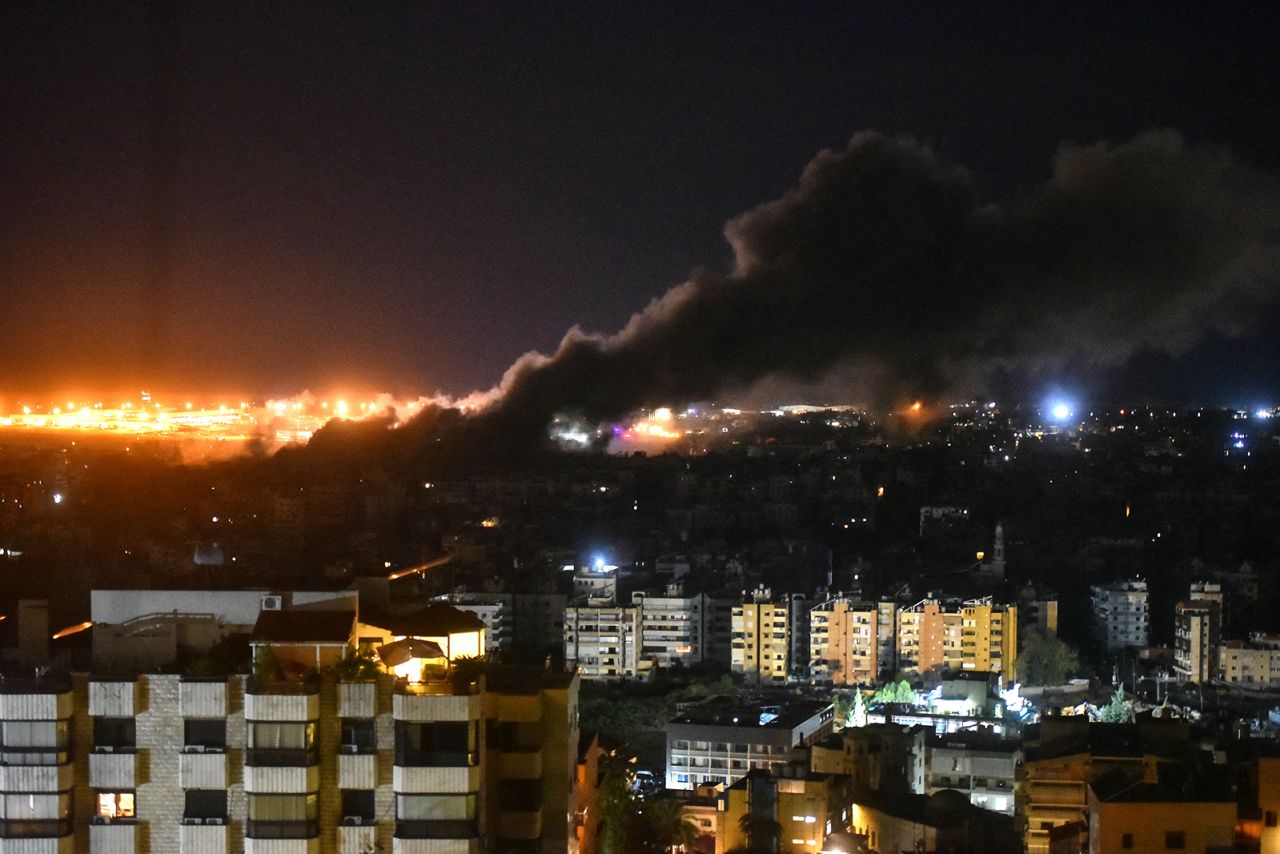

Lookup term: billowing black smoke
[468,130,1279,439]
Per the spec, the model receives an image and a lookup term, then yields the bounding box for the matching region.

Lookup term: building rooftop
[250,609,355,644]
[670,698,830,730]
[362,603,486,636]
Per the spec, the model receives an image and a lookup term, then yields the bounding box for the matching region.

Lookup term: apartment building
[563,603,639,680]
[809,596,880,685]
[896,597,1017,682]
[924,733,1020,816]
[0,591,578,854]
[1218,635,1280,686]
[631,586,708,677]
[731,587,790,684]
[664,701,833,791]
[1091,580,1150,651]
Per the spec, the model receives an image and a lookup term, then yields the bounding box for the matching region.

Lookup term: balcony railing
[0,817,74,838]
[246,677,318,695]
[393,750,477,768]
[245,820,319,839]
[394,678,480,697]
[394,820,478,839]
[245,747,319,767]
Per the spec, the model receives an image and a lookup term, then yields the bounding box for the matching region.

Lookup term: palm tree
[641,797,701,852]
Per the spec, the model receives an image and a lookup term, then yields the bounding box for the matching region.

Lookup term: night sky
[3,4,1279,406]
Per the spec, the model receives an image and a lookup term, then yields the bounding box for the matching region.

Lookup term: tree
[872,679,916,704]
[1099,685,1134,723]
[850,690,868,728]
[598,752,636,854]
[639,797,701,853]
[1016,628,1080,686]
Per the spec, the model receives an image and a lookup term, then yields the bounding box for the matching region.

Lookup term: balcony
[337,752,376,789]
[244,680,318,722]
[496,749,542,779]
[393,685,481,723]
[392,837,480,854]
[180,750,227,789]
[243,763,320,793]
[394,820,478,840]
[393,765,481,794]
[243,837,320,854]
[0,817,74,841]
[337,681,376,718]
[89,750,137,789]
[180,679,228,718]
[180,822,228,854]
[88,680,137,718]
[338,823,377,854]
[0,763,74,791]
[89,819,137,854]
[0,676,73,720]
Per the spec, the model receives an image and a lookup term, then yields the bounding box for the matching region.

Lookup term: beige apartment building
[896,597,1017,683]
[730,587,790,684]
[0,590,578,854]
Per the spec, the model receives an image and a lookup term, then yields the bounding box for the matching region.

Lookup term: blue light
[1045,399,1073,422]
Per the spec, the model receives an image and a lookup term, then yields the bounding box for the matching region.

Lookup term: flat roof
[251,609,355,644]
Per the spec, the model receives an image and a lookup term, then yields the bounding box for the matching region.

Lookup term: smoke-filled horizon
[459,129,1279,439]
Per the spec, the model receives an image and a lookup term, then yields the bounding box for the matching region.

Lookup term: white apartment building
[1090,580,1150,651]
[632,587,708,677]
[432,592,512,651]
[563,604,639,680]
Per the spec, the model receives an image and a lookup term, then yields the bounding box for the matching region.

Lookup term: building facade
[1090,580,1150,651]
[730,587,790,684]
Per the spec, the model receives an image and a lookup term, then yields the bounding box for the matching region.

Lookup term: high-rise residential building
[1,590,579,854]
[1091,580,1150,651]
[730,587,790,684]
[896,597,1017,682]
[632,585,708,677]
[809,596,881,685]
[1017,583,1060,635]
[563,603,639,680]
[1173,583,1223,684]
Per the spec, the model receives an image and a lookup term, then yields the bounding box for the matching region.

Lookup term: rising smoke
[459,129,1279,443]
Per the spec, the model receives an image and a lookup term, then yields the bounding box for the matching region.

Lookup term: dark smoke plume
[466,130,1279,440]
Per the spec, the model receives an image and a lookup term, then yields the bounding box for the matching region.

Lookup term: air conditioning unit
[204,817,225,826]
[342,816,362,826]
[186,745,206,753]
[182,818,203,826]
[96,745,114,753]
[261,594,283,611]
[340,744,359,754]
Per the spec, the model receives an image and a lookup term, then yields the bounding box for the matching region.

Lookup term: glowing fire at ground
[0,393,432,446]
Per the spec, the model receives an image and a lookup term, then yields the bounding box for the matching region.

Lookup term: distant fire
[0,393,432,446]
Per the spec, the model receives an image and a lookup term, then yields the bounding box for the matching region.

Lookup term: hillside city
[1,402,1279,852]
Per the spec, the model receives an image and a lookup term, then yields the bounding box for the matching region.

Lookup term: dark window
[93,718,135,751]
[1268,811,1278,828]
[1122,832,1133,849]
[184,720,227,751]
[185,790,228,820]
[340,719,375,752]
[341,790,375,822]
[394,721,478,767]
[497,779,543,811]
[1165,830,1185,850]
[246,794,318,839]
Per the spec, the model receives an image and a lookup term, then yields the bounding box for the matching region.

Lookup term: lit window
[97,792,134,819]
